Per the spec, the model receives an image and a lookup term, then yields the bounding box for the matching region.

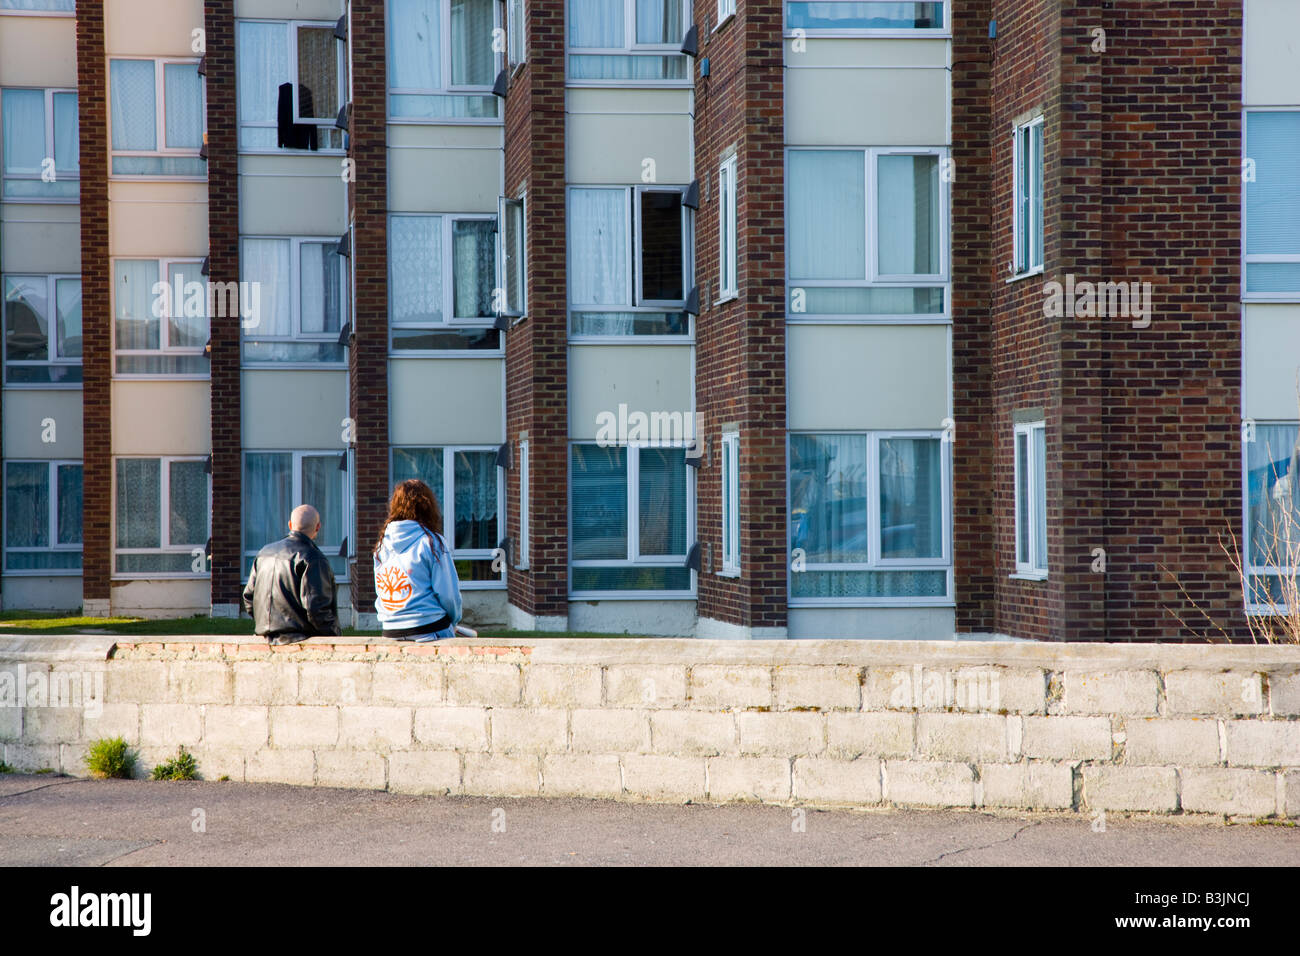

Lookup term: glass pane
[390,216,443,324]
[569,312,689,336]
[791,569,947,599]
[1246,112,1300,257]
[454,450,498,549]
[571,444,627,559]
[789,434,868,563]
[1246,424,1300,570]
[1031,125,1044,268]
[167,262,207,348]
[241,238,292,338]
[302,454,345,551]
[237,21,289,127]
[114,260,160,351]
[6,462,49,548]
[111,155,206,177]
[300,242,342,334]
[56,464,82,545]
[1246,262,1300,294]
[116,458,161,549]
[450,0,496,86]
[571,566,692,591]
[169,459,208,546]
[392,447,445,508]
[297,26,339,120]
[164,62,204,149]
[569,0,623,47]
[1015,432,1028,564]
[504,199,524,311]
[391,327,501,350]
[2,89,45,176]
[110,59,158,151]
[639,191,684,301]
[636,0,683,44]
[567,54,687,80]
[452,219,496,320]
[389,0,442,91]
[786,1,943,30]
[721,438,733,562]
[569,188,629,305]
[115,353,210,375]
[244,452,292,555]
[55,278,82,358]
[4,276,49,362]
[52,91,79,173]
[877,154,939,275]
[787,286,944,316]
[0,1,77,11]
[1032,427,1047,570]
[787,150,865,281]
[117,552,196,574]
[638,447,687,556]
[879,438,942,559]
[388,93,499,118]
[455,557,503,581]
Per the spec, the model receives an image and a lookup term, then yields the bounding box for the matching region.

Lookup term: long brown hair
[373,479,444,554]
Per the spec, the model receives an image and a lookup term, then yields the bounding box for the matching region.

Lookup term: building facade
[0,0,1293,641]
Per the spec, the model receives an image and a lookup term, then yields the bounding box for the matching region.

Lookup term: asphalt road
[0,773,1296,867]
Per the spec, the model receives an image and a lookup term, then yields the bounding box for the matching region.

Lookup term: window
[109,59,205,177]
[1244,111,1300,298]
[243,451,350,579]
[388,0,500,121]
[1013,117,1044,276]
[518,438,530,569]
[720,431,739,574]
[115,457,210,575]
[718,154,738,299]
[717,0,735,25]
[0,0,75,11]
[789,432,949,603]
[5,460,81,572]
[784,1,945,33]
[508,0,526,65]
[389,214,502,352]
[241,237,346,364]
[786,147,947,321]
[3,274,81,384]
[568,185,692,337]
[1013,421,1047,576]
[570,443,694,595]
[567,0,690,83]
[391,446,504,586]
[113,259,208,376]
[498,196,527,317]
[1244,423,1300,611]
[1,88,78,199]
[236,20,346,152]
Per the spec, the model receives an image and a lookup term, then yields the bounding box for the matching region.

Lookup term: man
[242,504,341,645]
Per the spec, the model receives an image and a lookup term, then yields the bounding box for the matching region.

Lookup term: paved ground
[0,773,1295,866]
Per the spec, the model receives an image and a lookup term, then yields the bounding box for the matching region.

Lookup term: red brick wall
[205,0,243,608]
[349,0,389,617]
[76,0,110,605]
[503,0,568,619]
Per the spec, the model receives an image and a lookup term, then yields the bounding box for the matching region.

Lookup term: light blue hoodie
[373,519,462,639]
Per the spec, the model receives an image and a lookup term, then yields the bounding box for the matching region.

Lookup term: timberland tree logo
[1042,274,1153,328]
[151,274,263,330]
[375,565,413,613]
[49,886,151,936]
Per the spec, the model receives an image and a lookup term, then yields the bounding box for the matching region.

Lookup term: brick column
[77,0,111,617]
[503,0,569,629]
[691,0,788,638]
[205,0,243,616]
[348,0,389,627]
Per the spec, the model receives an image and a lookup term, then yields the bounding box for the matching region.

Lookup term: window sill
[715,291,739,306]
[781,29,951,40]
[1008,571,1048,582]
[2,569,83,577]
[1006,266,1045,284]
[713,12,735,33]
[717,567,740,578]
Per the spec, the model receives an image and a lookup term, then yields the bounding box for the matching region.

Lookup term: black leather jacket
[241,531,341,639]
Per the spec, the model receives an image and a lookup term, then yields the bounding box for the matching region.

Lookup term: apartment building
[0,0,1293,642]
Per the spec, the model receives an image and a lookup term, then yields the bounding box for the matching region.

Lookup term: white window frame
[0,87,79,200]
[568,441,697,599]
[241,449,352,583]
[1013,420,1048,578]
[720,430,740,575]
[718,153,738,301]
[716,0,736,28]
[567,183,695,342]
[781,0,949,38]
[1242,420,1300,614]
[498,194,527,317]
[389,445,507,590]
[235,18,348,155]
[565,0,693,88]
[787,429,952,608]
[107,57,207,175]
[113,455,212,579]
[1242,108,1300,302]
[517,438,530,570]
[785,146,950,324]
[387,0,504,124]
[3,459,82,575]
[111,257,209,380]
[508,0,526,67]
[1011,116,1045,279]
[240,236,348,367]
[2,273,82,387]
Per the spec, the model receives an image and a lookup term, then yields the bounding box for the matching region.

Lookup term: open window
[1012,117,1045,277]
[498,196,527,318]
[237,20,346,151]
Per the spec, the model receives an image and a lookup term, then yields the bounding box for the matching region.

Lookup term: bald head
[289,504,321,540]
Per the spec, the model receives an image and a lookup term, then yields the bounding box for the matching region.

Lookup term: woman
[373,479,462,641]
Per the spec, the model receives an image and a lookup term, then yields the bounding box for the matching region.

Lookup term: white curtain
[390,216,443,323]
[389,0,442,89]
[569,188,628,305]
[450,0,495,86]
[164,63,203,149]
[237,21,288,127]
[241,239,292,337]
[52,91,78,172]
[166,262,206,348]
[569,0,622,46]
[2,89,44,174]
[110,59,157,151]
[0,0,75,9]
[300,242,341,333]
[302,455,345,551]
[114,260,160,350]
[878,154,938,276]
[636,0,682,44]
[244,453,291,556]
[787,150,865,281]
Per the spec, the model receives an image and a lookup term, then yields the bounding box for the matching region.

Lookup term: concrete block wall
[2,638,1298,818]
